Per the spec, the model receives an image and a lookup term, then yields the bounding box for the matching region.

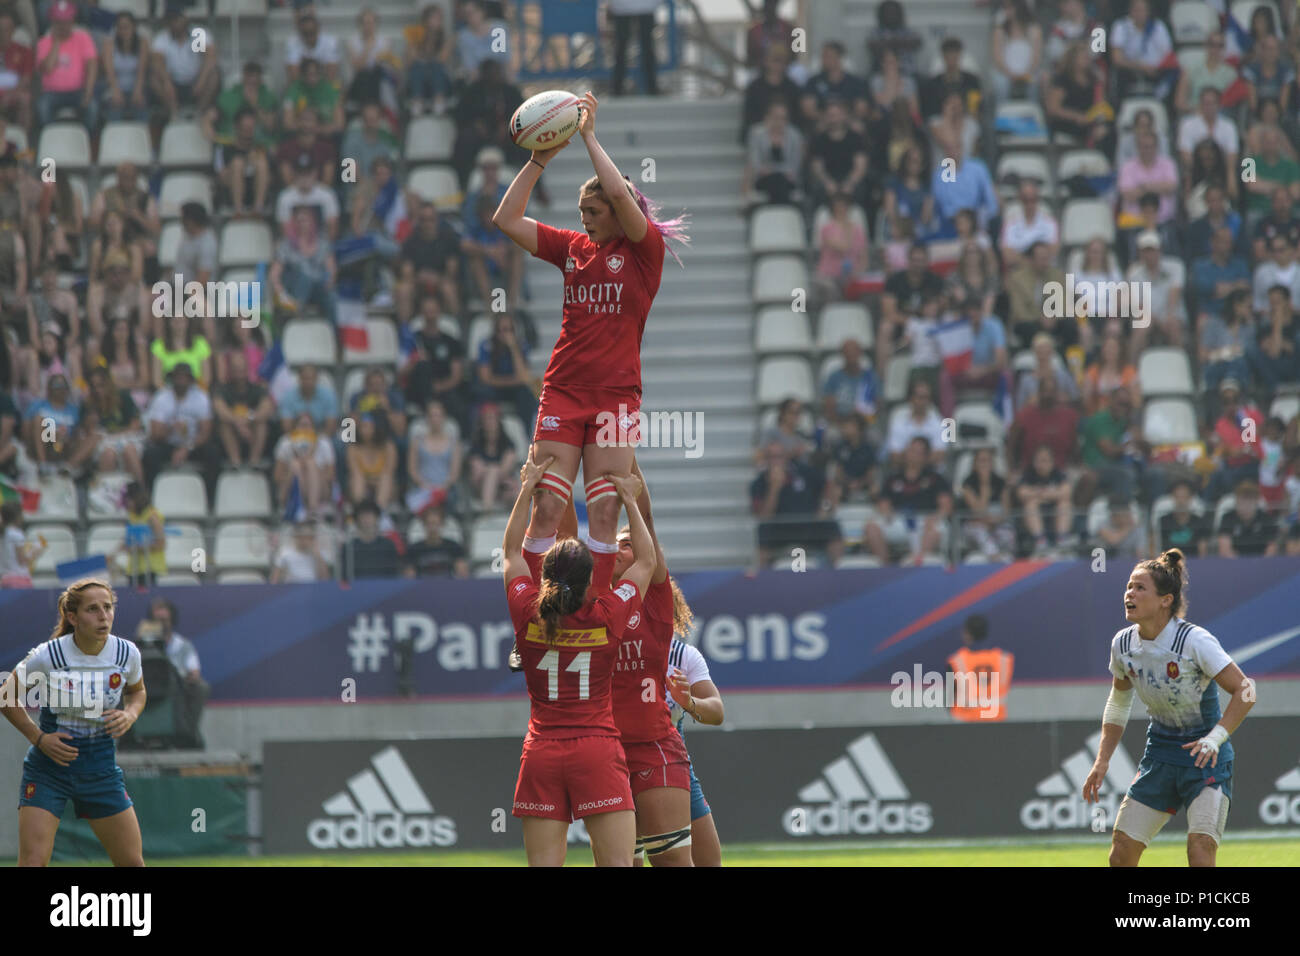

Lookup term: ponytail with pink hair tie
[624,176,691,268]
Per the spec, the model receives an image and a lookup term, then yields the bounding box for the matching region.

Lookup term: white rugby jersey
[666,638,712,728]
[15,634,143,740]
[1109,617,1234,753]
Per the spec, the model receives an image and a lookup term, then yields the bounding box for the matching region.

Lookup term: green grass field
[52,838,1300,867]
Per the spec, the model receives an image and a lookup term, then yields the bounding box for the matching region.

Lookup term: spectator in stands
[285,7,341,85]
[1016,332,1080,410]
[825,411,875,506]
[1006,240,1066,350]
[1246,34,1293,112]
[278,363,338,436]
[0,499,42,588]
[897,289,942,398]
[1192,226,1251,332]
[349,367,406,448]
[404,3,453,116]
[881,144,933,243]
[1073,237,1121,334]
[1110,0,1174,100]
[276,106,336,196]
[1218,480,1279,555]
[740,45,802,144]
[205,61,277,146]
[174,201,217,299]
[870,47,917,117]
[88,208,140,290]
[745,0,794,71]
[27,256,79,347]
[282,56,343,137]
[959,444,1013,559]
[466,401,518,510]
[813,190,868,305]
[990,0,1042,103]
[1120,191,1179,269]
[94,316,150,411]
[404,505,468,578]
[141,362,218,496]
[474,312,537,429]
[1159,478,1211,556]
[879,242,943,364]
[1010,372,1079,470]
[341,499,400,579]
[1083,331,1140,415]
[999,177,1058,270]
[742,100,804,207]
[86,248,148,346]
[947,236,998,320]
[1178,88,1241,198]
[345,412,397,512]
[1251,180,1300,259]
[346,154,406,277]
[345,7,395,108]
[1245,134,1300,230]
[1045,0,1095,68]
[757,397,813,464]
[1016,442,1075,556]
[1250,284,1300,393]
[865,0,922,75]
[608,0,660,96]
[271,519,331,583]
[1185,137,1231,218]
[152,5,218,115]
[25,371,78,473]
[929,90,978,171]
[1206,378,1264,501]
[1093,494,1146,560]
[270,205,338,324]
[865,435,950,565]
[1185,182,1243,260]
[29,320,79,400]
[396,202,460,321]
[100,11,148,124]
[804,40,870,128]
[1116,107,1170,170]
[1252,234,1300,314]
[930,146,998,235]
[404,294,467,425]
[212,350,272,468]
[821,337,876,427]
[450,58,522,186]
[35,0,98,131]
[1128,229,1188,352]
[276,407,336,519]
[462,192,518,309]
[119,480,163,587]
[36,174,80,271]
[341,101,398,198]
[1175,31,1239,117]
[1200,288,1255,397]
[1119,129,1179,230]
[150,313,211,390]
[921,36,980,121]
[881,101,924,204]
[215,107,272,219]
[885,378,947,467]
[407,399,461,514]
[88,161,160,278]
[0,9,32,130]
[751,440,841,569]
[77,364,143,481]
[456,0,508,80]
[1044,42,1111,152]
[0,385,19,479]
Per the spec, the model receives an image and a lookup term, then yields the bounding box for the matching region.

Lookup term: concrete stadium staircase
[521,96,757,570]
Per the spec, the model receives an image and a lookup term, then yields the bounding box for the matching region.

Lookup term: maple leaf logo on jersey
[109,673,122,689]
[1167,662,1180,679]
[606,254,624,274]
[627,612,641,630]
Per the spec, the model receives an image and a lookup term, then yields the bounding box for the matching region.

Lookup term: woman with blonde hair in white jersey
[0,578,147,866]
[1082,549,1256,867]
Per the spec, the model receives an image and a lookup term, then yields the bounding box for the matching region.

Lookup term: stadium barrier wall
[259,718,1300,853]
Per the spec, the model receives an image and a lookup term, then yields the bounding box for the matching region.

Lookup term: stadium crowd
[744,0,1300,568]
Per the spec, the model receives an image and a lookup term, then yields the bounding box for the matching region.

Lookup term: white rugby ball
[510,90,581,152]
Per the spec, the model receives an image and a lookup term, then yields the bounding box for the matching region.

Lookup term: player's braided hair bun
[1137,549,1189,618]
[536,538,593,644]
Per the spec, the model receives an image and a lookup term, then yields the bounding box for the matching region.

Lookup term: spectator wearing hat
[284,6,340,85]
[212,349,273,468]
[1122,192,1182,268]
[152,5,219,115]
[0,8,34,130]
[214,106,272,219]
[1249,283,1300,393]
[271,519,331,583]
[1127,228,1187,353]
[1217,480,1279,556]
[282,55,343,137]
[204,60,277,145]
[1205,379,1264,501]
[141,361,220,495]
[275,105,336,190]
[999,176,1058,270]
[36,0,98,128]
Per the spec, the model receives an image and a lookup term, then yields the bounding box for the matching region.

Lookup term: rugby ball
[510,90,581,152]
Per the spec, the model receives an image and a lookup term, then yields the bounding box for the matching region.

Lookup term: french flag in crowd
[1215,1,1252,64]
[337,296,370,353]
[929,318,974,376]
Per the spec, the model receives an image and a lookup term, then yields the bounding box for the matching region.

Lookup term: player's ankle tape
[537,471,572,502]
[586,535,619,555]
[584,477,617,504]
[522,535,556,554]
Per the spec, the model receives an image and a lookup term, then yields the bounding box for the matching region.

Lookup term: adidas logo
[1019,731,1137,831]
[783,733,933,836]
[1259,764,1300,825]
[307,746,457,849]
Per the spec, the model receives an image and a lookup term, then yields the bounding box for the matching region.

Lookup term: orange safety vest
[946,647,1014,722]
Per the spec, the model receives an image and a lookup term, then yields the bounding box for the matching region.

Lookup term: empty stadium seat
[98,121,153,168]
[837,503,873,545]
[1143,398,1199,445]
[754,306,813,354]
[2,123,26,155]
[470,515,509,562]
[954,402,1005,446]
[817,303,872,351]
[1171,1,1218,44]
[214,522,272,569]
[1177,47,1206,77]
[752,255,809,305]
[37,123,91,171]
[404,116,456,163]
[1138,347,1195,397]
[33,475,78,521]
[217,569,268,583]
[153,472,209,521]
[158,172,214,218]
[341,367,368,408]
[219,221,273,268]
[1270,394,1300,423]
[1214,493,1239,531]
[29,524,77,575]
[836,554,883,569]
[1087,498,1143,537]
[883,353,912,404]
[996,152,1052,198]
[86,523,128,558]
[164,523,205,571]
[1057,149,1112,183]
[98,0,150,15]
[408,165,462,212]
[214,0,269,14]
[1061,199,1115,246]
[214,471,273,520]
[282,319,338,366]
[749,206,806,254]
[756,356,815,405]
[158,221,183,269]
[466,315,493,359]
[343,318,400,365]
[159,119,212,168]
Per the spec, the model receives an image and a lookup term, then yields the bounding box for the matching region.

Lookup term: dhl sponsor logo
[524,624,610,648]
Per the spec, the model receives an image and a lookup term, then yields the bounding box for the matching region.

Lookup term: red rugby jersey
[506,574,643,739]
[610,575,677,744]
[532,219,665,389]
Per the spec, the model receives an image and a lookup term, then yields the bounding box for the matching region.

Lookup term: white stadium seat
[159,172,214,218]
[159,119,212,168]
[404,116,456,163]
[1057,149,1112,181]
[470,514,509,562]
[164,523,205,571]
[756,356,815,405]
[754,306,813,354]
[214,522,272,570]
[86,472,132,522]
[408,165,462,212]
[1171,1,1218,45]
[214,0,269,14]
[1138,348,1195,397]
[282,319,338,366]
[343,318,400,365]
[466,315,493,360]
[29,525,77,575]
[219,221,273,268]
[954,402,1005,446]
[98,121,153,168]
[37,123,91,171]
[1149,493,1205,533]
[817,302,873,351]
[1061,199,1115,246]
[158,221,183,268]
[217,570,268,583]
[214,471,273,520]
[157,573,202,586]
[996,152,1052,198]
[752,255,809,305]
[749,205,806,254]
[883,353,912,404]
[33,475,78,521]
[98,0,150,15]
[153,471,209,521]
[1088,498,1143,537]
[86,523,128,559]
[3,122,27,155]
[1270,394,1300,423]
[1143,398,1200,445]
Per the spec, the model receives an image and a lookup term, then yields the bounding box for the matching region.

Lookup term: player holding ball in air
[502,454,657,866]
[1083,549,1255,867]
[493,91,689,636]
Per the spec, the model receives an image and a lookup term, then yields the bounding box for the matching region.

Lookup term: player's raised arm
[576,92,647,243]
[1183,663,1256,769]
[503,452,554,584]
[1083,674,1134,803]
[492,140,572,255]
[610,473,653,593]
[629,457,667,584]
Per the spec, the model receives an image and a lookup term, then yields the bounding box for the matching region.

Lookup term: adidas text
[49,887,151,936]
[1021,792,1120,830]
[308,813,457,849]
[783,800,933,835]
